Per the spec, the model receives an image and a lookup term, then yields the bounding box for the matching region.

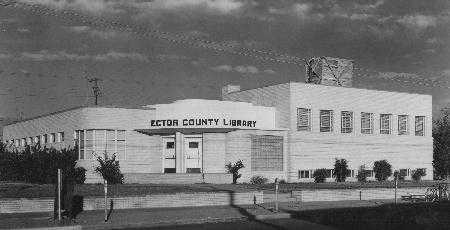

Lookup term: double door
[162,136,202,173]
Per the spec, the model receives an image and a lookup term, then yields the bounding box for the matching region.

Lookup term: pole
[104,179,108,222]
[394,173,398,204]
[275,178,279,212]
[57,169,61,221]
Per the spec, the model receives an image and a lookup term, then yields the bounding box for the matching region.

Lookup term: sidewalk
[0,199,398,229]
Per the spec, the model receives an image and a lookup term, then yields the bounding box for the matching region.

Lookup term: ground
[0,180,437,198]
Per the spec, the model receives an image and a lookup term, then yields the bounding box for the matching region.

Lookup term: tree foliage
[357,165,368,182]
[313,168,328,183]
[250,175,268,185]
[373,160,392,181]
[433,109,450,180]
[94,152,124,184]
[225,160,244,184]
[333,158,349,182]
[412,168,426,181]
[0,143,85,184]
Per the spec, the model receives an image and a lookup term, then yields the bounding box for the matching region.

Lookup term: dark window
[186,168,201,173]
[164,168,176,173]
[189,142,199,148]
[166,142,175,149]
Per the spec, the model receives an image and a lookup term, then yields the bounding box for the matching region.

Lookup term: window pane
[189,142,199,148]
[297,108,311,131]
[251,135,283,171]
[361,112,373,134]
[320,110,333,132]
[106,130,115,141]
[380,114,391,134]
[86,130,93,140]
[166,142,175,149]
[341,111,353,133]
[415,116,425,136]
[398,115,408,135]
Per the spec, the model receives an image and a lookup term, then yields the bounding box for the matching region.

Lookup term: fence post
[394,174,398,204]
[275,178,279,212]
[104,179,108,222]
[359,190,362,201]
[57,169,62,222]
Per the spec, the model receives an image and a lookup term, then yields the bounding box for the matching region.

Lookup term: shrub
[393,170,406,181]
[225,160,245,184]
[279,179,287,184]
[250,175,268,184]
[333,158,349,182]
[94,152,124,184]
[412,168,426,181]
[373,160,392,181]
[313,168,328,183]
[357,165,368,182]
[0,144,85,184]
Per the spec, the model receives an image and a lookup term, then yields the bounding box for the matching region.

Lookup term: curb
[254,213,292,220]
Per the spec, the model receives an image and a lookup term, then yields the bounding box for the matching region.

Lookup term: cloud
[397,15,437,30]
[18,0,123,14]
[0,53,12,59]
[17,28,31,33]
[93,51,149,62]
[17,50,149,62]
[211,64,275,75]
[156,54,190,62]
[64,26,127,39]
[142,0,244,14]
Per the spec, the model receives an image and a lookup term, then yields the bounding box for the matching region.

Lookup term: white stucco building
[2,81,433,183]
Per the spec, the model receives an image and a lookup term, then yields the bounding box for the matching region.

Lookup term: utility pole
[84,71,102,106]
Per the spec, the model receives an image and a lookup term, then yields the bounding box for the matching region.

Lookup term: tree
[94,152,124,184]
[313,168,328,183]
[225,160,244,184]
[333,158,349,182]
[412,168,426,181]
[433,109,450,180]
[357,165,368,182]
[373,160,392,181]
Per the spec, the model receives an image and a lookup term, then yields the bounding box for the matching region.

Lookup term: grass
[0,180,438,199]
[289,201,450,230]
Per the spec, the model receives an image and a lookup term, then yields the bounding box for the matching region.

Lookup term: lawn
[0,180,438,198]
[289,201,450,230]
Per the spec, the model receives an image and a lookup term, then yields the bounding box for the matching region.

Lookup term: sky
[0,0,449,123]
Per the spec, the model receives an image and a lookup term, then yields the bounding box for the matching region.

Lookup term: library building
[2,57,433,183]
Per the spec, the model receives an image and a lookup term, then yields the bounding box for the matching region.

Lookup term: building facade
[2,82,433,183]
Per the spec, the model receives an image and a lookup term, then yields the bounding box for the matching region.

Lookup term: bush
[0,144,85,184]
[250,175,268,184]
[412,168,426,181]
[373,160,392,181]
[357,165,368,182]
[225,160,245,184]
[94,152,124,184]
[313,168,328,183]
[393,170,406,181]
[333,158,349,182]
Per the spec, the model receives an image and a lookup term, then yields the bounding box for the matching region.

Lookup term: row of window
[8,132,65,147]
[74,129,126,160]
[298,168,425,179]
[297,108,426,136]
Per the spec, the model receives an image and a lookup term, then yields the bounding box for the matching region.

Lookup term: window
[49,133,55,143]
[415,116,425,136]
[14,139,19,147]
[166,142,175,149]
[380,114,392,134]
[399,168,410,177]
[27,137,32,145]
[320,110,333,132]
[398,115,408,135]
[251,135,283,171]
[75,129,126,160]
[297,108,311,131]
[41,134,48,144]
[20,138,26,147]
[299,170,312,179]
[34,136,39,144]
[189,142,199,148]
[341,111,353,133]
[361,112,373,134]
[57,132,64,142]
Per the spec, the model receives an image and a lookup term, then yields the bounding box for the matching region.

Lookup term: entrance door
[163,137,176,173]
[184,137,202,173]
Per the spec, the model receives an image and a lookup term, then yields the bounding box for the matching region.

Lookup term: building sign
[150,118,257,128]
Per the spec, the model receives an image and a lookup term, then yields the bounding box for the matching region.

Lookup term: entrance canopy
[136,127,242,135]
